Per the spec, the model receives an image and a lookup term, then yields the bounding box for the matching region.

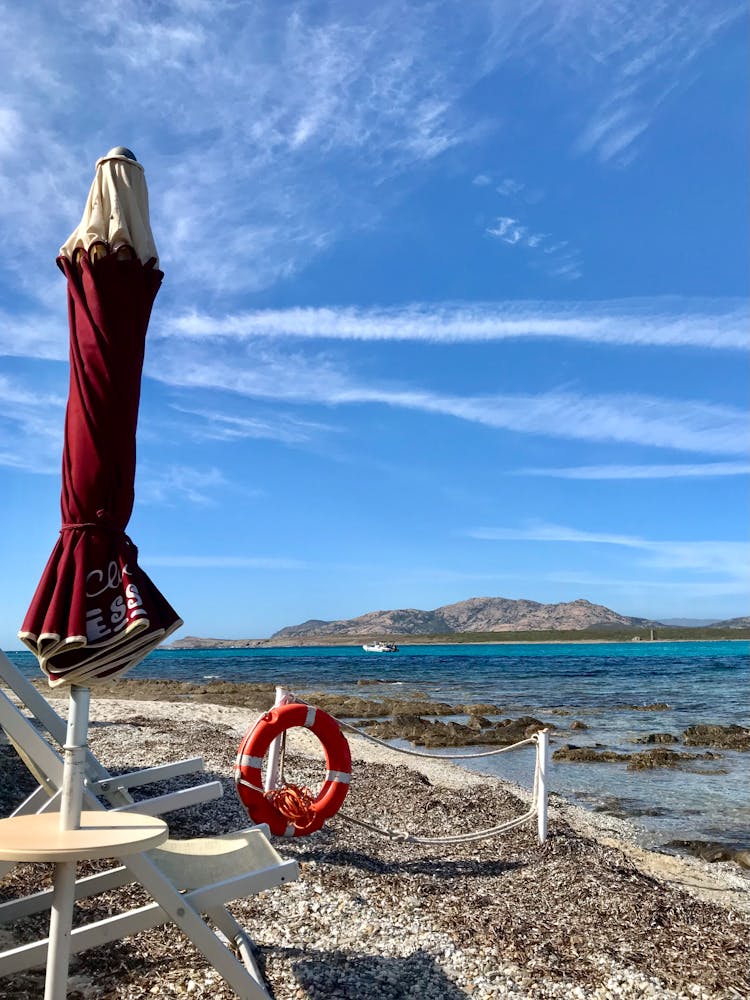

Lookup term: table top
[0,811,168,863]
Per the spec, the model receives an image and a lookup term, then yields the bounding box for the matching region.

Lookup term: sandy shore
[1,695,749,999]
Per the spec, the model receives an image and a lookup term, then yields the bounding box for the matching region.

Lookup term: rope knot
[265,783,318,831]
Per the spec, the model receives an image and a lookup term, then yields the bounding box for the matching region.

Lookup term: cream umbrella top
[59,146,159,266]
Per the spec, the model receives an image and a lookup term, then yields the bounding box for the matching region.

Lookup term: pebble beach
[1,691,749,1000]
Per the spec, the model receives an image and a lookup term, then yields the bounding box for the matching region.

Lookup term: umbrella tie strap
[60,522,139,555]
[61,522,121,531]
[60,522,132,542]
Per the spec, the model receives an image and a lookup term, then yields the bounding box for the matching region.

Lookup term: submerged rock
[612,702,671,711]
[552,744,630,764]
[570,720,588,730]
[466,715,492,731]
[626,748,723,771]
[365,713,548,748]
[593,796,669,819]
[457,703,503,716]
[682,723,750,750]
[389,699,454,716]
[666,839,750,869]
[632,732,678,744]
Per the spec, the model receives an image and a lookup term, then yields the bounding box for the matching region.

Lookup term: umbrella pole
[59,684,90,831]
[44,684,90,1000]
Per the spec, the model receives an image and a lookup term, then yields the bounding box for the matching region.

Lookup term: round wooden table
[0,811,168,862]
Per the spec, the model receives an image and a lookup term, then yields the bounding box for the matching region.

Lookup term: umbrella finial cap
[106,146,137,161]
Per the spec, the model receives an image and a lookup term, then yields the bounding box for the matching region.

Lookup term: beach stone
[632,732,678,744]
[682,723,750,750]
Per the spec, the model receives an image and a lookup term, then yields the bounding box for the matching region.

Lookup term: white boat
[362,641,399,653]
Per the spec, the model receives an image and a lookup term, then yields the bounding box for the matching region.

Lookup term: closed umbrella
[19,146,181,686]
[16,147,180,998]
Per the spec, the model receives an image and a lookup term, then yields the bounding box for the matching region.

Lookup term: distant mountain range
[168,599,749,648]
[270,597,658,639]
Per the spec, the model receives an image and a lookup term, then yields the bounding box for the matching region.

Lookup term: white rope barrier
[338,719,539,760]
[265,687,550,845]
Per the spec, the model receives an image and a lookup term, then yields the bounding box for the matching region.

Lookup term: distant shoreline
[167,632,750,651]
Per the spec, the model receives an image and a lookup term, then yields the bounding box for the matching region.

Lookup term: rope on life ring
[234,702,352,837]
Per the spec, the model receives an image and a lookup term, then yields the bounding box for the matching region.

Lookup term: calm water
[7,641,749,850]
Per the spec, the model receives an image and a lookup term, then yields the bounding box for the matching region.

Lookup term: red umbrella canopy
[19,149,182,687]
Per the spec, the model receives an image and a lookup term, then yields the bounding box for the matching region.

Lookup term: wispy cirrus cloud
[170,405,337,445]
[516,462,750,479]
[474,173,544,204]
[468,521,749,581]
[486,217,582,280]
[0,1,489,300]
[145,342,748,456]
[0,374,65,473]
[164,298,748,350]
[0,0,740,306]
[519,0,743,165]
[0,308,67,362]
[136,463,233,506]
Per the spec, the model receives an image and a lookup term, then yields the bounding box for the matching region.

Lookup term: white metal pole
[59,684,90,831]
[264,686,288,792]
[536,728,550,845]
[44,861,76,1000]
[45,684,90,1000]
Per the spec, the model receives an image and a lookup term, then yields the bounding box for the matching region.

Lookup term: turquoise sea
[7,640,749,852]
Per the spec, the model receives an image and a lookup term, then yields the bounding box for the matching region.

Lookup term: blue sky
[1,0,748,646]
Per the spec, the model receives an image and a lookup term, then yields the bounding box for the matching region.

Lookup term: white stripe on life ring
[304,705,317,728]
[325,769,351,784]
[237,754,264,770]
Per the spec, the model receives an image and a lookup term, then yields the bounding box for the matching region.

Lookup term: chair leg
[124,852,273,1000]
[205,905,269,993]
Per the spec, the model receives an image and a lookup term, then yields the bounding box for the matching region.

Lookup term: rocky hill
[713,615,750,628]
[270,597,655,639]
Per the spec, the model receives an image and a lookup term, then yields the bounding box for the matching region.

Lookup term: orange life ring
[234,702,352,837]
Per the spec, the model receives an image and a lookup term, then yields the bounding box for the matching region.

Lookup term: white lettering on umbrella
[86,608,112,641]
[84,569,148,642]
[125,582,147,619]
[110,595,126,624]
[110,595,129,633]
[86,561,133,598]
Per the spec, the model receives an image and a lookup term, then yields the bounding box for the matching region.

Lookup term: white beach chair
[0,823,299,999]
[0,650,223,818]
